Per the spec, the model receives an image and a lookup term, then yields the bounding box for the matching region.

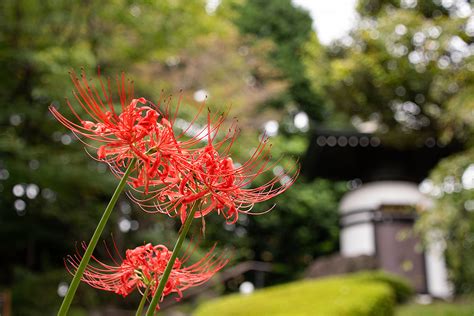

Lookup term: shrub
[349,270,414,303]
[194,272,401,316]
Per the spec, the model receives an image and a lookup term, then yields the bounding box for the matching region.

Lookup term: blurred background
[1,0,474,315]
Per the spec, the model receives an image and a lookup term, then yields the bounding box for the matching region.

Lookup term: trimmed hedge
[194,272,412,316]
[349,271,414,303]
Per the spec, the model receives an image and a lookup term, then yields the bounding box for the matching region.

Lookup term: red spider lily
[66,242,228,308]
[130,110,299,225]
[109,94,220,192]
[49,70,183,191]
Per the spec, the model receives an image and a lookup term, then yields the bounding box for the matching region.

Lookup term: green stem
[136,285,151,316]
[145,204,197,315]
[58,158,137,316]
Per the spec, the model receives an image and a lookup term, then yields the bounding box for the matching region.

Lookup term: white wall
[340,222,375,257]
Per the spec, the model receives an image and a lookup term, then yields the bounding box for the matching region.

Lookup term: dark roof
[302,130,462,183]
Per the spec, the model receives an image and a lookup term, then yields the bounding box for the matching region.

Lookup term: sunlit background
[1,0,474,315]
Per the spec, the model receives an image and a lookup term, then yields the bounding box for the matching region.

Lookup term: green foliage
[357,0,449,18]
[233,0,325,120]
[10,268,94,316]
[417,148,474,294]
[194,272,406,316]
[326,1,474,146]
[415,73,474,294]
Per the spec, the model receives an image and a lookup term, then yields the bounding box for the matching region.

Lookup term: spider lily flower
[130,110,299,225]
[66,242,228,308]
[49,70,183,191]
[177,139,299,225]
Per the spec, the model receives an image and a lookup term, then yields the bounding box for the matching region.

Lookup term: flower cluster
[66,242,228,304]
[128,111,298,226]
[51,70,298,225]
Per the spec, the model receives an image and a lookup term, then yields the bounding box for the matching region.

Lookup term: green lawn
[396,299,474,316]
